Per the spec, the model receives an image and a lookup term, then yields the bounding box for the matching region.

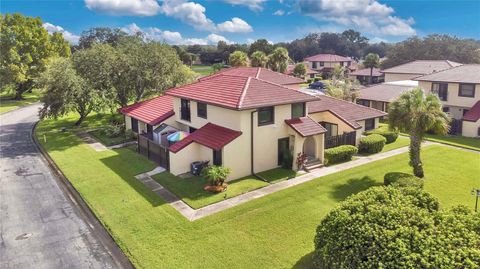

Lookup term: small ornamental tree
[313,186,480,269]
[292,63,307,77]
[201,166,231,186]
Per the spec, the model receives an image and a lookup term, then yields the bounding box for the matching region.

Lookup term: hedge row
[384,172,424,189]
[359,134,386,154]
[324,145,358,165]
[364,129,399,144]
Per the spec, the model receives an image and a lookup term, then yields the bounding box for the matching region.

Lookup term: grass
[378,123,480,151]
[152,167,296,209]
[191,64,214,76]
[36,113,480,269]
[0,89,43,114]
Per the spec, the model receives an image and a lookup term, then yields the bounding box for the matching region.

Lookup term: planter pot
[204,183,228,193]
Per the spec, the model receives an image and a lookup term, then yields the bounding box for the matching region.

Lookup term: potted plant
[296,152,307,171]
[202,165,231,193]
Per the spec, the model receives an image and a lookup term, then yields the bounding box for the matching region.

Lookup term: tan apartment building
[348,67,384,85]
[121,67,385,180]
[414,64,480,137]
[382,60,462,82]
[304,54,356,77]
[357,80,418,112]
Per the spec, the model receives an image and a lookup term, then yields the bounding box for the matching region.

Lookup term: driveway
[0,104,119,269]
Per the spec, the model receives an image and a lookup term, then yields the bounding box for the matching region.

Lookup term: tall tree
[77,27,128,49]
[250,51,268,67]
[363,53,380,85]
[248,39,273,56]
[388,88,449,177]
[268,47,289,73]
[39,57,98,126]
[229,51,249,67]
[0,13,70,99]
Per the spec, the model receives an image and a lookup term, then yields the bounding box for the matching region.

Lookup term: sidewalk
[135,143,418,221]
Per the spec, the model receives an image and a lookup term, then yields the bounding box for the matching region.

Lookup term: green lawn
[0,89,43,114]
[191,64,214,76]
[152,167,296,209]
[377,123,480,151]
[89,129,134,146]
[36,113,480,269]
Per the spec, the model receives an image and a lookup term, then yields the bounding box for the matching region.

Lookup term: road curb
[31,121,135,269]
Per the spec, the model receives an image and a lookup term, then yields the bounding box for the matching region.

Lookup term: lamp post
[471,188,480,212]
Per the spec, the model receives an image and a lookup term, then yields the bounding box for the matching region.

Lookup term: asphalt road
[0,104,118,269]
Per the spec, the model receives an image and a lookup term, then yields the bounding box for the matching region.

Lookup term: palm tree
[228,51,249,67]
[267,47,289,73]
[363,53,380,85]
[388,88,450,178]
[250,51,268,67]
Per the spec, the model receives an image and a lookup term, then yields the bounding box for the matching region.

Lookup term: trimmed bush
[359,134,386,153]
[324,145,358,165]
[313,186,480,268]
[365,129,399,144]
[384,172,424,189]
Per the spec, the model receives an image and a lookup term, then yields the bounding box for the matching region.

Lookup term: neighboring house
[414,64,480,137]
[285,63,319,79]
[304,54,356,77]
[120,67,385,180]
[348,67,384,85]
[381,60,462,82]
[357,80,418,112]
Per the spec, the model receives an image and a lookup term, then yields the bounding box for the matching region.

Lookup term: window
[365,118,375,131]
[312,62,317,69]
[477,127,480,137]
[258,107,274,126]
[357,99,370,107]
[213,149,222,166]
[340,62,344,66]
[291,103,306,118]
[442,106,450,113]
[197,102,207,119]
[320,122,338,137]
[431,83,448,101]
[459,83,475,97]
[180,99,191,121]
[319,61,324,67]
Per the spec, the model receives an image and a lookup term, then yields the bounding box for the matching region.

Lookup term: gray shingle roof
[414,64,480,84]
[359,81,417,102]
[381,60,462,75]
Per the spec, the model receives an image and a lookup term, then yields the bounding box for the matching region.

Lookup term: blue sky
[3,0,480,44]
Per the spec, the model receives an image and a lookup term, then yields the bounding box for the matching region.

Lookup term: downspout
[251,110,268,182]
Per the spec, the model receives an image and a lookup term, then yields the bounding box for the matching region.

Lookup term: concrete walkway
[134,143,425,221]
[77,131,108,152]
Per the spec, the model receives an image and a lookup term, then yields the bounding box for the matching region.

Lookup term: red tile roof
[463,101,480,122]
[119,95,174,125]
[166,74,317,110]
[304,54,352,62]
[349,67,383,77]
[285,117,326,137]
[169,123,242,153]
[308,95,387,129]
[200,67,304,85]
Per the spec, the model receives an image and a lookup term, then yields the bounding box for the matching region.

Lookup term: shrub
[201,165,231,186]
[364,129,399,144]
[324,145,358,165]
[104,124,125,138]
[384,172,424,189]
[314,77,322,82]
[359,134,386,153]
[307,78,314,84]
[313,186,480,268]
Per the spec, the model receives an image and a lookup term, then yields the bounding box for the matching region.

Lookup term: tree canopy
[292,63,307,77]
[250,51,268,67]
[248,39,274,56]
[268,47,289,73]
[314,186,480,269]
[77,27,128,49]
[229,51,249,67]
[0,13,71,99]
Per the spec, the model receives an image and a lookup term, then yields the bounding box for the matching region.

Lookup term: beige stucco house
[348,67,384,85]
[414,64,480,137]
[304,54,357,77]
[381,60,462,82]
[121,67,385,180]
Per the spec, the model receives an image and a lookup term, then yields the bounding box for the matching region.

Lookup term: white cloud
[297,0,416,36]
[370,37,388,43]
[246,38,255,44]
[43,22,80,43]
[273,9,285,16]
[222,0,266,11]
[217,17,253,33]
[84,0,160,16]
[160,0,216,31]
[121,23,232,45]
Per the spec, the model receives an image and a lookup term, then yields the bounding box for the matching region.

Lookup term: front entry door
[278,137,290,166]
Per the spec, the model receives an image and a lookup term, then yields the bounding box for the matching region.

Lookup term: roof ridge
[252,76,314,98]
[255,67,261,78]
[321,95,387,115]
[413,64,467,80]
[238,76,251,109]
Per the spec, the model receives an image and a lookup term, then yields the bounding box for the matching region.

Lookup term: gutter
[250,110,268,182]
